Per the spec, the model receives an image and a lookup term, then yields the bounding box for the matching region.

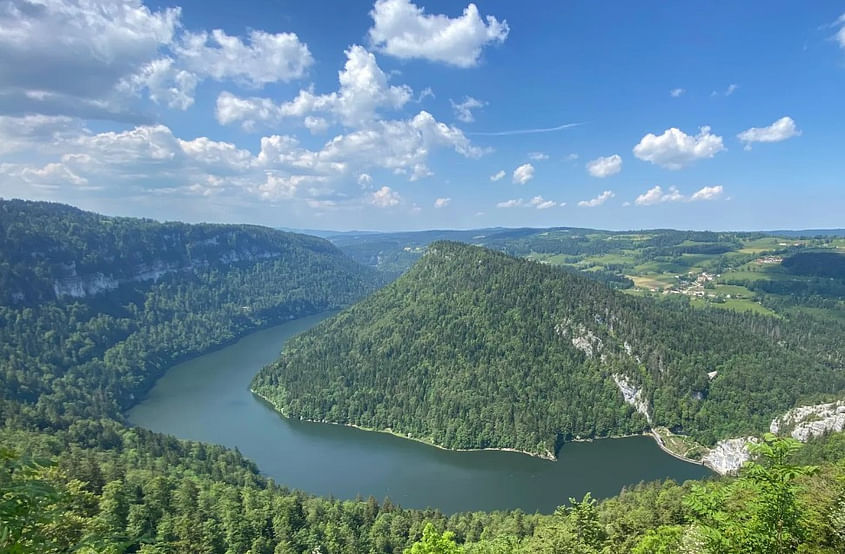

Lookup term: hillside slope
[0,199,382,427]
[253,241,844,456]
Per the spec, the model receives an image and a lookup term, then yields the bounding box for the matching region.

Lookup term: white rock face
[770,400,845,442]
[571,329,603,358]
[612,373,651,423]
[53,272,119,298]
[51,248,281,299]
[702,437,757,475]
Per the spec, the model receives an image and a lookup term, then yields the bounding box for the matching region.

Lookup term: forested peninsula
[253,241,845,457]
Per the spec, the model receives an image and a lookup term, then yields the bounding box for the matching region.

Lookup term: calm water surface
[128,313,710,513]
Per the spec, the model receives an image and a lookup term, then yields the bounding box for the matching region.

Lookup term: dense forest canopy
[0,200,385,432]
[3,200,845,552]
[781,251,845,278]
[254,241,845,454]
[0,199,360,305]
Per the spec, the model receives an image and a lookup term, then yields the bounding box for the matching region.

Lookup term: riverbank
[252,389,715,468]
[648,429,707,467]
[131,315,710,513]
[251,389,557,460]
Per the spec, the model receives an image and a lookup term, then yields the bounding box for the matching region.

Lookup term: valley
[128,314,709,514]
[3,200,845,552]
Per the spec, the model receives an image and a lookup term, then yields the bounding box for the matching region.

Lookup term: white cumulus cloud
[633,126,725,169]
[669,88,685,98]
[634,185,684,206]
[216,45,412,130]
[633,185,724,205]
[0,111,484,208]
[490,169,506,181]
[433,197,451,208]
[529,195,556,209]
[737,116,800,150]
[586,154,622,178]
[371,185,400,207]
[690,185,724,201]
[368,0,509,67]
[528,152,549,161]
[450,96,485,123]
[0,0,314,118]
[577,190,614,207]
[130,58,199,110]
[496,196,556,209]
[512,163,534,184]
[1,162,90,189]
[0,0,180,118]
[175,29,312,87]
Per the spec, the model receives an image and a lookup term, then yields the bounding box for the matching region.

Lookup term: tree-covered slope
[0,199,382,428]
[253,241,845,456]
[0,199,374,304]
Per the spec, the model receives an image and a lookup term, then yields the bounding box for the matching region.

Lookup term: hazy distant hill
[767,229,845,238]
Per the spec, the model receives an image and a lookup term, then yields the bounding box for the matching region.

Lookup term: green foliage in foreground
[7,434,845,553]
[254,241,844,454]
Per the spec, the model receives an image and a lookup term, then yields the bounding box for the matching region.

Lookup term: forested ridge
[0,199,369,304]
[0,199,384,430]
[4,201,845,552]
[254,241,845,455]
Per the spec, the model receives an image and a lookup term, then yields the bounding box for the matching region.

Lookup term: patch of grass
[689,296,778,317]
[737,237,787,253]
[653,427,707,460]
[631,275,675,290]
[580,252,638,266]
[712,284,754,298]
[720,268,791,282]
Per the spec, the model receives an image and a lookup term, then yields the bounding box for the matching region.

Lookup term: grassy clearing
[720,268,791,282]
[689,296,778,317]
[712,284,755,298]
[580,252,638,266]
[652,427,707,460]
[631,275,675,290]
[737,237,787,253]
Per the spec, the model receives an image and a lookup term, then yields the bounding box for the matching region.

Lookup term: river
[128,313,710,514]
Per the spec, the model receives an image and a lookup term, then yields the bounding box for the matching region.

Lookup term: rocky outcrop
[770,400,845,442]
[612,373,651,423]
[51,249,281,299]
[53,272,120,298]
[556,320,604,359]
[701,437,757,475]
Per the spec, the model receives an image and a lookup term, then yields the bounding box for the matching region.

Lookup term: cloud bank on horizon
[0,0,841,230]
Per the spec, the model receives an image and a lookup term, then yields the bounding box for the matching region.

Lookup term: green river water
[128,313,710,514]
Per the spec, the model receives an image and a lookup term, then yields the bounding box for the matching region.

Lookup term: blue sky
[1,0,843,231]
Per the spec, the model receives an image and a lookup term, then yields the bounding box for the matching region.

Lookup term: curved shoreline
[252,389,707,467]
[649,429,707,467]
[251,389,556,460]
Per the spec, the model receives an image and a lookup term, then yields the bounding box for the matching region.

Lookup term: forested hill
[0,199,365,304]
[253,241,845,456]
[0,199,382,428]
